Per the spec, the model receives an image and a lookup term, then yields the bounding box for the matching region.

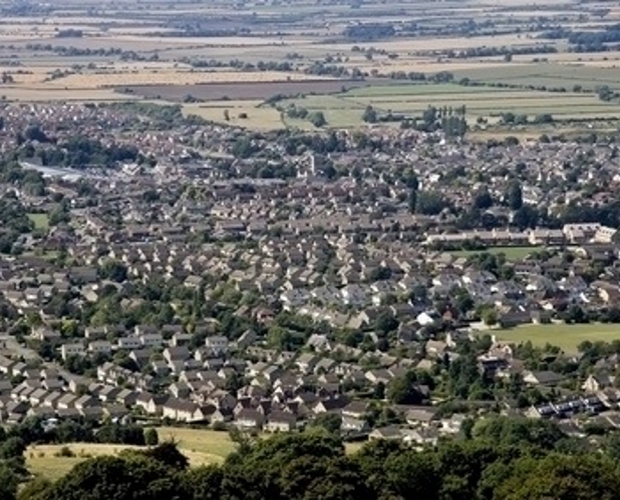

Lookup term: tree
[494,453,620,500]
[387,372,423,405]
[145,428,159,446]
[506,181,523,211]
[309,111,327,128]
[482,308,498,327]
[408,188,417,214]
[362,106,378,123]
[416,191,447,215]
[312,413,343,434]
[182,465,223,500]
[0,464,19,500]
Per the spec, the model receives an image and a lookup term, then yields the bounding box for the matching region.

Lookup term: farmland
[0,0,619,136]
[274,83,620,130]
[492,323,620,353]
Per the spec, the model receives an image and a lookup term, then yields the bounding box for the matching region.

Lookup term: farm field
[279,83,620,129]
[182,101,285,130]
[25,428,364,480]
[492,323,620,353]
[452,63,620,92]
[122,79,371,102]
[451,246,542,261]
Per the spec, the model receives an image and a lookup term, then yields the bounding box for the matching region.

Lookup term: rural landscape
[1,0,620,499]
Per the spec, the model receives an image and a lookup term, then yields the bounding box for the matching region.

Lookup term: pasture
[492,323,620,353]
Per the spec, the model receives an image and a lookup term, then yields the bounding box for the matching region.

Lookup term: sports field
[493,323,620,353]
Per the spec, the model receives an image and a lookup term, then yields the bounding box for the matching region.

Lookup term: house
[140,333,164,347]
[265,411,297,432]
[162,398,198,422]
[523,370,565,386]
[369,425,403,441]
[61,343,85,360]
[89,341,112,355]
[341,416,369,433]
[296,353,319,374]
[234,409,264,429]
[405,407,438,427]
[583,373,615,393]
[118,336,142,350]
[342,401,369,419]
[205,336,229,356]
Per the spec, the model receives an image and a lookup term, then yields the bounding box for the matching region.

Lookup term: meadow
[492,323,620,353]
[25,427,363,480]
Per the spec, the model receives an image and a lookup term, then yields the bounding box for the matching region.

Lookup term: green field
[451,246,541,261]
[27,213,50,230]
[279,80,620,130]
[453,63,620,93]
[493,323,620,353]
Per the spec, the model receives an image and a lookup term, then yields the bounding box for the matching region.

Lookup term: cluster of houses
[2,103,620,443]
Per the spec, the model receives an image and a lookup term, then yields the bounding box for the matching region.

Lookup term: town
[0,100,613,454]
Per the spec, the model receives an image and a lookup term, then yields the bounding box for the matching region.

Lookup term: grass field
[182,101,285,130]
[493,323,620,353]
[451,246,542,260]
[26,428,364,480]
[27,213,50,230]
[279,82,620,130]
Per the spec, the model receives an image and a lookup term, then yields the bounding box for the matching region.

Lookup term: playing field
[493,323,620,353]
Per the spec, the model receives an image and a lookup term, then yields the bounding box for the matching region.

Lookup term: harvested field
[48,70,327,88]
[122,79,371,101]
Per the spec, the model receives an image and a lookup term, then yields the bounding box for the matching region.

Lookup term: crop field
[124,79,370,102]
[492,323,620,353]
[50,70,326,89]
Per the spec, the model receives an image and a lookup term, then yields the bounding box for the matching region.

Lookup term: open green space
[451,246,541,261]
[26,427,364,480]
[27,213,49,230]
[492,323,620,353]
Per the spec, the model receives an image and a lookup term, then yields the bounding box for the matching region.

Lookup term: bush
[54,446,75,458]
